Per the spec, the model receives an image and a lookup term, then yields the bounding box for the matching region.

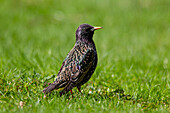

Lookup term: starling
[43,24,102,96]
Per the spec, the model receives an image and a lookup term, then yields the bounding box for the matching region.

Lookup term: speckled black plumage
[43,24,102,96]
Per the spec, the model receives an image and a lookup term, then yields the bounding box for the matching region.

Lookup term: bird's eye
[86,28,92,32]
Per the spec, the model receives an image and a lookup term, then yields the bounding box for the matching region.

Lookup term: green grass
[0,0,169,112]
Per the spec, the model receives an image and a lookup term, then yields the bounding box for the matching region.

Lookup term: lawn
[0,0,169,112]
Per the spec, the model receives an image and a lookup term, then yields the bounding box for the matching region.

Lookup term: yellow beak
[94,27,103,30]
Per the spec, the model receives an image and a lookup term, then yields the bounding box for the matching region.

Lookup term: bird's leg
[70,90,73,94]
[78,88,81,93]
[70,90,73,98]
[77,86,82,94]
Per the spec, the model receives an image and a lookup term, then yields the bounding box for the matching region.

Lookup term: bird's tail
[43,83,58,94]
[43,75,67,94]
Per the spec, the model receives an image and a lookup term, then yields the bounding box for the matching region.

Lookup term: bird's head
[76,24,102,42]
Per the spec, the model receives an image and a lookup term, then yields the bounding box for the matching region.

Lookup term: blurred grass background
[0,0,169,112]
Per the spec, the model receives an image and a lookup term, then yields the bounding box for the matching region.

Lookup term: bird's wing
[57,47,95,82]
[70,48,95,83]
[59,48,95,96]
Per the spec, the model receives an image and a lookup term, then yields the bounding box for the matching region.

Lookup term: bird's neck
[76,39,96,49]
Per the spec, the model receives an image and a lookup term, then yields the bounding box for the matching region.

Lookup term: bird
[43,24,102,96]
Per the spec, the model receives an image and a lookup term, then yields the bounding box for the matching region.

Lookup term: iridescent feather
[43,24,102,96]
